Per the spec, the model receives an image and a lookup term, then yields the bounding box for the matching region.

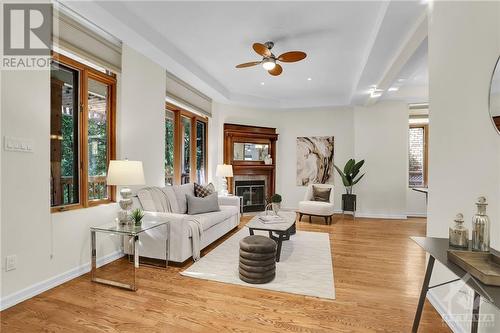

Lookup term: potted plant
[130,208,145,227]
[270,193,282,214]
[334,159,365,213]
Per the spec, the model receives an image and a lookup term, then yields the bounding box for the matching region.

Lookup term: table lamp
[216,164,233,196]
[107,160,145,224]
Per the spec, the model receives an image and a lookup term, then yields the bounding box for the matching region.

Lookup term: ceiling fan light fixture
[262,58,276,70]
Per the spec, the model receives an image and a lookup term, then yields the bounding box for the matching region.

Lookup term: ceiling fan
[235,41,307,76]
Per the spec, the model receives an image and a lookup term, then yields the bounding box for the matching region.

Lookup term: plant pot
[342,194,357,212]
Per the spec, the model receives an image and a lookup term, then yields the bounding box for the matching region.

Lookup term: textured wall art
[296,136,334,186]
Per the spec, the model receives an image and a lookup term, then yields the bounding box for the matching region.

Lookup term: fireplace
[235,180,266,212]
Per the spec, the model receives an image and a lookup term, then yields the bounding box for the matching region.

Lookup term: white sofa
[132,184,240,263]
[298,184,335,225]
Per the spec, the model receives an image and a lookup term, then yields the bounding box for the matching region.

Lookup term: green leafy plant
[130,208,145,226]
[334,159,365,194]
[270,193,282,203]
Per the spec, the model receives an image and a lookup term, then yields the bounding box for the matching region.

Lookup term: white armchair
[298,184,335,225]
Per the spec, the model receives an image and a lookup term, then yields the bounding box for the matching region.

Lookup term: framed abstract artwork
[296,136,334,186]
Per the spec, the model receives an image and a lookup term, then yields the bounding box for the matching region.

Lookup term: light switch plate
[6,255,17,271]
[4,136,34,153]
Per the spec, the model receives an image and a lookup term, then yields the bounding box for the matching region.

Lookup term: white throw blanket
[140,186,204,260]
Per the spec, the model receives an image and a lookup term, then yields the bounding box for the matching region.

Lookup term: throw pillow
[312,186,331,202]
[194,182,215,198]
[186,192,220,215]
[172,183,195,214]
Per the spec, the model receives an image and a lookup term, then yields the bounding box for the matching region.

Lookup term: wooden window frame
[166,103,208,185]
[51,52,116,213]
[409,124,429,188]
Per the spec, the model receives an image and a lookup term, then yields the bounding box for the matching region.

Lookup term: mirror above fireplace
[233,143,269,161]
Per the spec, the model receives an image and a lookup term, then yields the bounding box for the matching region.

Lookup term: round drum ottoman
[239,235,276,284]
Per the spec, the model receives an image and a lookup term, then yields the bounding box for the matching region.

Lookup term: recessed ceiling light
[260,82,265,86]
[307,77,312,81]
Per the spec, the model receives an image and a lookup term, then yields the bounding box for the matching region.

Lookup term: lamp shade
[216,164,233,177]
[106,160,145,186]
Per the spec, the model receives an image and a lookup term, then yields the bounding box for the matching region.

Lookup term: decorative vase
[264,155,272,165]
[272,202,281,214]
[449,213,468,248]
[472,196,490,252]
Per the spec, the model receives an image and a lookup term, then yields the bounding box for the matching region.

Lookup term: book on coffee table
[259,215,286,224]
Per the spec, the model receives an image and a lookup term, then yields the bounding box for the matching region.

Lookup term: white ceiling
[64,0,429,108]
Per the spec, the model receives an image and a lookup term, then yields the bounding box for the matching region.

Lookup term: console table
[411,237,500,332]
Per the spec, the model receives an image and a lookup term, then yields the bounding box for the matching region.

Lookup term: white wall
[427,1,500,332]
[210,101,408,217]
[120,45,166,187]
[0,44,166,310]
[354,102,409,219]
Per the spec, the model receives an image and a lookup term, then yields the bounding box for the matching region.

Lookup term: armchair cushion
[298,201,335,216]
[312,186,331,202]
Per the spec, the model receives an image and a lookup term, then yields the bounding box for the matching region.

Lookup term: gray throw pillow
[187,192,220,215]
[312,186,331,202]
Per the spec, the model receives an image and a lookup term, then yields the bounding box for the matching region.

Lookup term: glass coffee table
[90,217,169,291]
[246,211,297,262]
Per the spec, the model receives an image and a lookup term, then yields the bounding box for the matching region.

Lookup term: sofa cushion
[187,192,220,215]
[137,189,156,212]
[162,186,180,213]
[172,183,194,214]
[194,182,215,198]
[190,205,238,231]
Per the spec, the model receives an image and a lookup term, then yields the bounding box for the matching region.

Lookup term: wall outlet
[5,255,17,271]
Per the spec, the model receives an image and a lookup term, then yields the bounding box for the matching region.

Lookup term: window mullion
[81,69,90,208]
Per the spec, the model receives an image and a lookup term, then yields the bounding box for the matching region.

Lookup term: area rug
[181,228,335,299]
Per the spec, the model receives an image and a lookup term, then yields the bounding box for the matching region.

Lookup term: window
[408,125,428,188]
[50,52,116,211]
[165,110,175,185]
[181,116,191,184]
[165,104,208,185]
[196,120,207,184]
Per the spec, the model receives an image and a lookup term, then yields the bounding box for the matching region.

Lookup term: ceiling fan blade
[253,43,271,57]
[268,64,283,76]
[235,61,261,68]
[277,51,307,63]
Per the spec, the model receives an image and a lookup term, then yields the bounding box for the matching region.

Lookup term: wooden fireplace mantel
[223,123,278,199]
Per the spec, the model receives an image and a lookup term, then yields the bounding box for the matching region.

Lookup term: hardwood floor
[1,215,450,332]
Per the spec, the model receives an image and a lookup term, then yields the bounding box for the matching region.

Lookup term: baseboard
[0,250,123,311]
[407,213,427,218]
[281,207,407,220]
[427,290,466,333]
[353,212,408,219]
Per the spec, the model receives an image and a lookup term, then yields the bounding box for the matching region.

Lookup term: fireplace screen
[235,180,266,212]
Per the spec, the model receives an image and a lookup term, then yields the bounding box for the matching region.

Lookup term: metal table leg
[412,255,435,333]
[471,291,480,333]
[91,230,96,282]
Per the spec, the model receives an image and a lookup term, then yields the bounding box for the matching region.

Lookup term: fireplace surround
[224,123,278,210]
